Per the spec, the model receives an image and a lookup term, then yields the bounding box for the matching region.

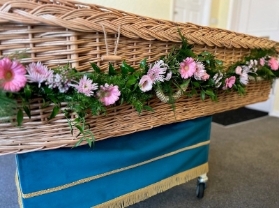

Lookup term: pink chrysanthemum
[139,75,153,92]
[26,62,51,87]
[259,58,265,66]
[224,76,236,89]
[196,62,205,71]
[75,75,98,96]
[268,57,279,71]
[235,66,242,75]
[179,57,196,79]
[0,57,26,92]
[201,73,210,81]
[97,83,121,106]
[147,60,168,83]
[194,62,209,81]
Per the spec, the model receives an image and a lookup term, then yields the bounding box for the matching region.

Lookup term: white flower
[164,71,172,81]
[46,70,71,93]
[235,66,242,75]
[242,66,250,73]
[54,74,62,83]
[240,73,249,85]
[213,73,218,81]
[213,72,223,88]
[58,83,70,93]
[139,75,153,92]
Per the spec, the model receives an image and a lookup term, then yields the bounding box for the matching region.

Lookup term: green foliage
[197,51,223,72]
[108,63,117,76]
[0,90,17,117]
[17,109,23,126]
[49,105,60,120]
[121,61,136,74]
[67,117,95,148]
[257,66,275,80]
[1,33,278,149]
[23,105,31,119]
[140,59,148,71]
[90,62,101,73]
[249,48,277,59]
[177,29,196,61]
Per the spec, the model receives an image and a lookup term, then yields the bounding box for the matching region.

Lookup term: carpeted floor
[0,154,18,208]
[1,116,279,208]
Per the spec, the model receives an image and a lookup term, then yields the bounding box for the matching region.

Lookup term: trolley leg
[196,173,208,199]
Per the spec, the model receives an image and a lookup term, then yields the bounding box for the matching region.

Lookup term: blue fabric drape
[16,116,212,208]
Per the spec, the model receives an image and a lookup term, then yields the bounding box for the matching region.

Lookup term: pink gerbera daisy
[268,57,279,71]
[75,75,98,97]
[0,57,26,92]
[97,83,121,106]
[26,62,51,87]
[179,57,196,79]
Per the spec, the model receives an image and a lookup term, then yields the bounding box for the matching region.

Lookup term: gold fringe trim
[18,140,210,199]
[94,163,209,208]
[15,170,23,208]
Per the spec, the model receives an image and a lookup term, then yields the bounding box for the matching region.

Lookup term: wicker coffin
[0,0,278,155]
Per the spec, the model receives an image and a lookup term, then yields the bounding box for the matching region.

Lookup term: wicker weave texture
[0,0,277,154]
[0,80,271,155]
[0,0,278,71]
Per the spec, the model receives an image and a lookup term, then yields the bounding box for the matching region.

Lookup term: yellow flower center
[105,91,111,97]
[4,70,13,81]
[184,65,189,71]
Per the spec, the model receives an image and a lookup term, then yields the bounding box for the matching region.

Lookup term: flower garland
[0,33,278,146]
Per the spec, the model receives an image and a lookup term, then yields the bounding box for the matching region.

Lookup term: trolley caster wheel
[196,182,205,199]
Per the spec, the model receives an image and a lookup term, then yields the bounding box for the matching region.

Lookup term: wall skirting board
[269,110,279,118]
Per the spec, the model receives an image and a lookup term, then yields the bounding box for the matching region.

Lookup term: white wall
[270,80,279,117]
[209,0,230,29]
[78,0,173,20]
[212,0,279,115]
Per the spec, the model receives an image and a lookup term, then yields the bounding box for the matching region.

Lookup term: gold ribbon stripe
[18,140,210,198]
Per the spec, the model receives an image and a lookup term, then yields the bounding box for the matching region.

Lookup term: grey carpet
[1,116,279,208]
[0,154,18,208]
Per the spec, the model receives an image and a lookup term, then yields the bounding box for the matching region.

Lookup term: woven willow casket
[0,0,278,155]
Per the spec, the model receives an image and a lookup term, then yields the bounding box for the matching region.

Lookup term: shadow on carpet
[212,107,268,126]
